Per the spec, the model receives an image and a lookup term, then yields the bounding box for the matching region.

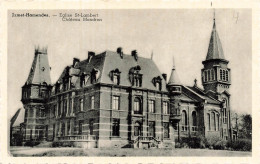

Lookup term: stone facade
[20,19,232,148]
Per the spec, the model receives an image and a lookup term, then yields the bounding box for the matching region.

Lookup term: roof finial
[213,8,216,23]
[151,50,153,60]
[194,78,197,86]
[172,56,175,69]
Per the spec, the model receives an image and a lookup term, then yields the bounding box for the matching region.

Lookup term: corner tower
[201,17,231,100]
[167,57,182,137]
[21,47,52,145]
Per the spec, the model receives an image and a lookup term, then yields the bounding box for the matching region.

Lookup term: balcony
[57,135,97,141]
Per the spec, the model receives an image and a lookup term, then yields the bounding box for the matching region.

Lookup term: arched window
[207,113,210,131]
[216,114,220,131]
[192,111,197,131]
[181,110,188,131]
[223,99,227,123]
[192,111,197,126]
[134,97,142,114]
[211,112,216,131]
[134,121,142,136]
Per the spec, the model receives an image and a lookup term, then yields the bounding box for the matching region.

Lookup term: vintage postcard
[0,0,259,163]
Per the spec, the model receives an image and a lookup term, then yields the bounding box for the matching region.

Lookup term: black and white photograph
[6,8,252,158]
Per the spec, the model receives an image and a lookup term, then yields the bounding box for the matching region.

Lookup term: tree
[238,114,252,139]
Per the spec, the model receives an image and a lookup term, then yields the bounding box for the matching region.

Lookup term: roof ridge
[182,91,198,102]
[183,86,205,100]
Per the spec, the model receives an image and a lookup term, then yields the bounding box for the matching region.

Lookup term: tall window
[163,102,169,114]
[148,121,155,137]
[181,110,187,131]
[211,69,215,80]
[91,96,95,109]
[112,119,120,136]
[61,123,65,136]
[207,113,211,131]
[134,121,141,136]
[134,97,141,114]
[78,120,83,135]
[212,112,216,131]
[148,100,155,113]
[112,96,119,110]
[67,120,70,135]
[63,100,67,115]
[223,99,227,123]
[89,119,94,135]
[80,98,83,111]
[205,71,208,82]
[192,111,197,126]
[220,69,223,81]
[163,122,169,138]
[226,70,229,81]
[216,114,220,131]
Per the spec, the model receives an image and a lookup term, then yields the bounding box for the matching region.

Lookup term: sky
[8,9,252,125]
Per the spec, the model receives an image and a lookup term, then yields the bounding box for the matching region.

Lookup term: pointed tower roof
[168,56,181,86]
[205,17,225,61]
[26,47,51,85]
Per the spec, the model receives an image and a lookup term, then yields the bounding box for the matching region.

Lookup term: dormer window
[110,68,121,85]
[91,68,100,84]
[152,76,162,91]
[129,66,142,87]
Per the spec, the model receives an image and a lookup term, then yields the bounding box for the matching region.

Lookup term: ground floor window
[148,121,155,137]
[112,119,120,136]
[89,119,94,135]
[78,120,83,135]
[134,121,142,136]
[163,122,169,138]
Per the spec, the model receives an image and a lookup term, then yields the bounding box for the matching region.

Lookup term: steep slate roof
[56,50,167,91]
[100,51,167,91]
[205,20,225,61]
[186,86,220,104]
[26,49,51,85]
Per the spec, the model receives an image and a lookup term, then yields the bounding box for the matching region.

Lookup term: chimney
[131,50,138,61]
[87,51,95,63]
[162,73,167,81]
[117,47,123,58]
[73,58,80,67]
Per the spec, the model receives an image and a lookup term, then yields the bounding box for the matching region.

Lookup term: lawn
[9,147,252,157]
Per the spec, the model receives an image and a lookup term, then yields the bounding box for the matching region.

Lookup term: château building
[20,18,232,148]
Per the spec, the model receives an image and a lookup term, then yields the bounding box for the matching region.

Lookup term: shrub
[213,140,227,150]
[227,139,252,151]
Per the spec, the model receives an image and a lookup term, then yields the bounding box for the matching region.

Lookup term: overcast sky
[8,9,252,123]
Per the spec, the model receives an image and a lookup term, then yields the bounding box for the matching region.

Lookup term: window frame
[148,99,155,113]
[112,118,120,137]
[134,97,142,114]
[163,122,170,139]
[163,101,169,114]
[112,96,120,110]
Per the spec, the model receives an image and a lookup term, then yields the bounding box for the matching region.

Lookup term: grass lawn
[10,147,252,157]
